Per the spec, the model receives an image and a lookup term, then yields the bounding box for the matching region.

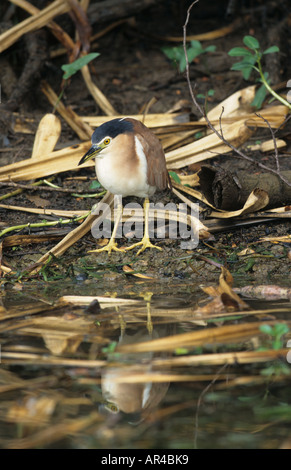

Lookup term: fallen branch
[198,166,291,211]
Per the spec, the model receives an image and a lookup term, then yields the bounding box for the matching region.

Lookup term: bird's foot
[125,237,162,256]
[88,239,126,255]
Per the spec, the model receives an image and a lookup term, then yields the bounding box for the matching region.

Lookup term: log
[198,165,291,210]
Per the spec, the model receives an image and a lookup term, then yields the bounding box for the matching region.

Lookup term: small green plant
[89,180,102,190]
[228,36,291,110]
[258,323,290,378]
[259,323,289,350]
[101,341,118,354]
[197,89,215,101]
[162,40,216,73]
[39,253,75,281]
[61,52,100,80]
[196,89,215,112]
[260,362,290,377]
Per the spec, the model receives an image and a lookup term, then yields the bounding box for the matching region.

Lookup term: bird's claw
[125,238,162,256]
[88,241,126,255]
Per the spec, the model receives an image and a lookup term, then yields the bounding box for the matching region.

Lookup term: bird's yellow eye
[103,138,111,146]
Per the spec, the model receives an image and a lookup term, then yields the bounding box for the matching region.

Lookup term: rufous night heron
[78,117,171,255]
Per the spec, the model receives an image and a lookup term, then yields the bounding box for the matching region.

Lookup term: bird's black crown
[91,118,133,144]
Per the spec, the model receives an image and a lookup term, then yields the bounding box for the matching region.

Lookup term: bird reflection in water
[100,323,173,423]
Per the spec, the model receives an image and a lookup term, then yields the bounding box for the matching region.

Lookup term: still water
[0,278,291,449]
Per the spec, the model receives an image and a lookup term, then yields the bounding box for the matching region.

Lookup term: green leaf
[259,324,273,335]
[273,323,289,336]
[61,52,100,79]
[260,365,277,376]
[231,61,252,71]
[179,56,186,72]
[232,55,257,67]
[243,35,260,50]
[251,83,267,109]
[231,62,253,80]
[204,45,216,53]
[162,46,184,62]
[162,46,186,71]
[162,47,176,61]
[228,47,254,57]
[175,347,189,355]
[263,45,280,54]
[163,41,216,72]
[102,341,117,354]
[242,68,253,80]
[169,171,181,184]
[194,131,203,139]
[186,46,202,62]
[231,55,257,80]
[190,40,202,49]
[89,180,101,190]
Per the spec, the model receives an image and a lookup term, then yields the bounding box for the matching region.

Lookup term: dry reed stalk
[0,142,91,182]
[117,321,291,353]
[0,0,71,53]
[40,81,93,140]
[31,114,62,160]
[152,349,290,367]
[83,113,190,128]
[0,204,88,217]
[80,64,117,116]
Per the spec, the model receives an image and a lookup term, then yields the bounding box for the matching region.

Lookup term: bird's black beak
[78,145,102,166]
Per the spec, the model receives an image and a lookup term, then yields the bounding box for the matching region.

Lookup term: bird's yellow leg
[125,198,163,256]
[143,292,153,335]
[88,197,126,254]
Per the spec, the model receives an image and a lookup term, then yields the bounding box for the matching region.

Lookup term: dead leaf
[199,267,249,315]
[210,188,269,218]
[123,265,154,279]
[25,195,51,208]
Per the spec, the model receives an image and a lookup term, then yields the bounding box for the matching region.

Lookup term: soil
[0,0,291,294]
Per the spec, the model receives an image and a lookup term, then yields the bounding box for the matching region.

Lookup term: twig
[255,112,279,173]
[275,113,291,134]
[183,1,291,188]
[0,177,55,201]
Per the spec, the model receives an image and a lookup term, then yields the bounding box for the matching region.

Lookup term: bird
[78,117,171,255]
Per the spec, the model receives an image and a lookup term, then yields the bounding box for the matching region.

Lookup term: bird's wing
[129,119,171,191]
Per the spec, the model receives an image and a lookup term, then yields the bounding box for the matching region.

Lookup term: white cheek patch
[96,142,110,158]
